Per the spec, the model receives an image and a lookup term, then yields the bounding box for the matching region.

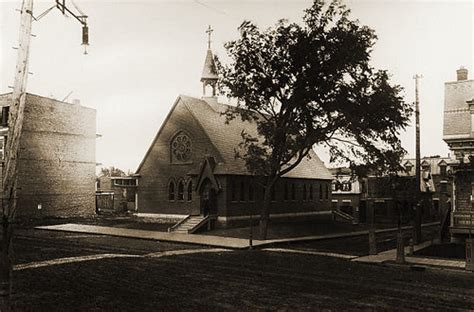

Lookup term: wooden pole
[413,74,423,244]
[1,0,34,310]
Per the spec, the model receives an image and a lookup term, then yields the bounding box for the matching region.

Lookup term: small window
[1,106,10,127]
[309,184,313,200]
[440,165,447,177]
[240,181,245,201]
[291,183,296,201]
[326,184,329,199]
[231,181,237,202]
[332,182,337,191]
[303,184,307,200]
[248,182,254,202]
[187,181,193,201]
[319,184,323,199]
[284,183,289,201]
[342,183,352,192]
[168,181,175,201]
[177,181,184,200]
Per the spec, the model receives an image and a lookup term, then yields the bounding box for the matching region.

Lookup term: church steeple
[201,25,218,97]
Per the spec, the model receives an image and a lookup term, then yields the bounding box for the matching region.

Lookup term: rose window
[172,134,192,162]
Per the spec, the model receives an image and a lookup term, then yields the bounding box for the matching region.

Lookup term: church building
[135,31,333,230]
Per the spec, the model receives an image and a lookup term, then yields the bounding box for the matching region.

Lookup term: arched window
[187,181,193,201]
[168,181,176,201]
[177,180,184,201]
[171,132,192,162]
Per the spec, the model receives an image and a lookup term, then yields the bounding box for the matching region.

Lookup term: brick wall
[0,93,96,218]
[443,80,474,138]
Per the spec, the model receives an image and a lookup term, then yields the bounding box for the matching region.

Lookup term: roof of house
[142,95,332,180]
[402,156,451,176]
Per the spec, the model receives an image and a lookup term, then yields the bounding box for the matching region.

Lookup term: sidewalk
[353,240,467,270]
[36,221,439,250]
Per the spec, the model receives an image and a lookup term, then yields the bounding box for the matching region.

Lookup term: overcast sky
[1,0,473,173]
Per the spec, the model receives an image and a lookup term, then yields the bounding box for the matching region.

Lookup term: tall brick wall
[137,97,224,215]
[0,93,96,218]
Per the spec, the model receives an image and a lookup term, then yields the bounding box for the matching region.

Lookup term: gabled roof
[180,95,333,180]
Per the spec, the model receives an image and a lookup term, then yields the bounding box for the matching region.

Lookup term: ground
[7,224,474,311]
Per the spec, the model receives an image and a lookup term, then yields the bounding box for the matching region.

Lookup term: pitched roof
[180,95,333,180]
[200,49,218,82]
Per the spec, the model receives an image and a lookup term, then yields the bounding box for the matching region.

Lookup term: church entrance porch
[199,179,218,217]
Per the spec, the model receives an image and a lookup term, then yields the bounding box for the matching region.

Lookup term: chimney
[72,99,81,105]
[457,66,468,81]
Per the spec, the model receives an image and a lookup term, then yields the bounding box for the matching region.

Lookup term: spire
[201,25,218,97]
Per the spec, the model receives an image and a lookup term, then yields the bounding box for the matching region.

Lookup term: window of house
[171,132,192,163]
[303,184,307,201]
[291,183,296,201]
[284,183,289,201]
[187,181,193,201]
[240,181,245,201]
[342,183,352,192]
[177,181,184,201]
[326,184,329,199]
[319,184,323,200]
[168,181,175,201]
[1,106,9,127]
[332,182,337,191]
[231,181,237,202]
[248,182,254,202]
[440,181,447,194]
[309,184,313,200]
[439,165,447,177]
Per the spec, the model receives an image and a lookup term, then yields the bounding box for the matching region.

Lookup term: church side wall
[137,99,224,215]
[218,175,332,227]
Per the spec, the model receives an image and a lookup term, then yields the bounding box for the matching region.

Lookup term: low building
[442,67,474,236]
[96,175,138,214]
[0,93,96,218]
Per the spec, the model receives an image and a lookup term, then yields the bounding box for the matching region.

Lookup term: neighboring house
[96,175,138,214]
[135,42,334,229]
[442,67,474,236]
[352,156,449,224]
[330,167,362,222]
[0,93,96,218]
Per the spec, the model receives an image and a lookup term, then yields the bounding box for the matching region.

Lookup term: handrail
[333,209,354,221]
[168,214,191,232]
[189,216,210,234]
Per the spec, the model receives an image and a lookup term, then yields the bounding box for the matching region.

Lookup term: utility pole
[0,1,88,310]
[413,74,423,244]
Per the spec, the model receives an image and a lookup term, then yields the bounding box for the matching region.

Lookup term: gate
[95,192,114,214]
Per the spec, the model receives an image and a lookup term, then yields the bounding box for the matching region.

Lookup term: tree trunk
[259,175,276,240]
[0,216,14,312]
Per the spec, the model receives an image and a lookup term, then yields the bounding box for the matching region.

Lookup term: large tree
[217,0,412,239]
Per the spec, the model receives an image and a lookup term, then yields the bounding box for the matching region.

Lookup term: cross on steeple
[206,25,213,50]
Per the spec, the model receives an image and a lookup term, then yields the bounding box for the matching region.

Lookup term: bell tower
[201,25,218,97]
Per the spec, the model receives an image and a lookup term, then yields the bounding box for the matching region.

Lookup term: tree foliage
[217,0,412,238]
[99,166,126,178]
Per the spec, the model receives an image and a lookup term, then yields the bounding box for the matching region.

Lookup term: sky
[1,0,473,173]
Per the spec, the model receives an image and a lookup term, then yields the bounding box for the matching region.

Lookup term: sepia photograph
[0,0,473,310]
